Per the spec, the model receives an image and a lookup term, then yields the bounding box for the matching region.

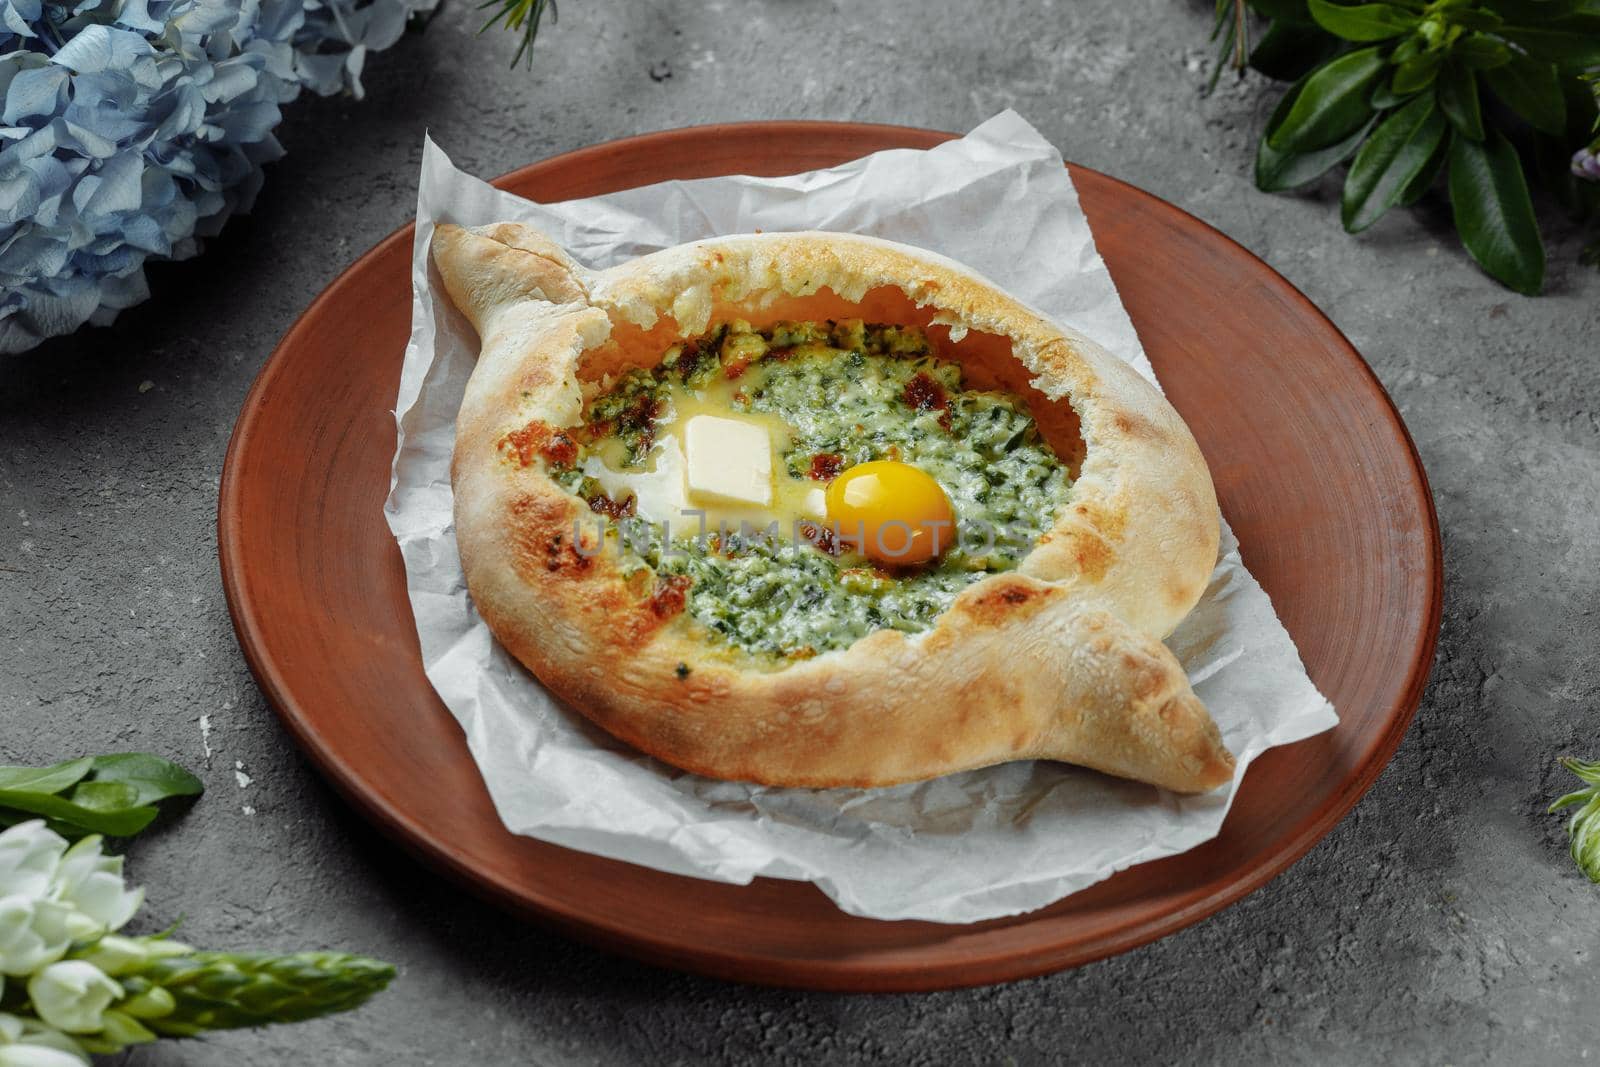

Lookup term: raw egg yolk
[825,460,955,566]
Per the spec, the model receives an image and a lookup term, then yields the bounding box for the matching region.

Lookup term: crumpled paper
[385,111,1338,924]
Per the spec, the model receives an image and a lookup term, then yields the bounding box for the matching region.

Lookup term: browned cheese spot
[1109,408,1165,446]
[649,574,693,619]
[508,494,594,580]
[960,579,1052,627]
[500,420,578,469]
[1068,530,1114,583]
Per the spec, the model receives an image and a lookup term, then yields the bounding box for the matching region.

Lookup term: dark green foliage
[1208,0,1600,293]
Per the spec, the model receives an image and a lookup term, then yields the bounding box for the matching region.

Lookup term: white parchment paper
[385,111,1338,923]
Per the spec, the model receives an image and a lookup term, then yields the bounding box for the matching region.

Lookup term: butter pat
[684,414,773,507]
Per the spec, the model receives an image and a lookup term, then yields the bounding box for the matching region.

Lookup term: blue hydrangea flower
[0,0,434,354]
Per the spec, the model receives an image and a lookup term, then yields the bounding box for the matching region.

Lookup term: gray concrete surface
[2,0,1598,1063]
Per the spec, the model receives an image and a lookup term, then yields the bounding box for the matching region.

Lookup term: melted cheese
[582,380,826,541]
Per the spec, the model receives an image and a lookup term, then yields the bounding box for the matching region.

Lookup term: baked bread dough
[431,222,1235,793]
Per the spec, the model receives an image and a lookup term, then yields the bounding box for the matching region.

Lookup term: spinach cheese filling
[551,319,1075,660]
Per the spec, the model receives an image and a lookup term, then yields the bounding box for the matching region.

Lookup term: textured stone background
[2,0,1598,1063]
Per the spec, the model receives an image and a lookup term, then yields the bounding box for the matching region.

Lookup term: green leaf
[89,754,205,806]
[1438,59,1485,139]
[1308,0,1421,38]
[1550,758,1600,883]
[1251,18,1345,80]
[1257,76,1379,190]
[1213,0,1233,33]
[1342,93,1449,230]
[1248,0,1313,18]
[68,781,142,813]
[0,757,94,795]
[1453,33,1513,69]
[0,788,159,837]
[1497,19,1600,67]
[1207,0,1244,94]
[1483,56,1567,134]
[1565,794,1600,882]
[0,753,203,839]
[1448,128,1545,294]
[1391,49,1444,94]
[1557,758,1600,788]
[1371,79,1417,107]
[1268,46,1388,152]
[1257,119,1378,190]
[1446,9,1505,30]
[1399,131,1450,204]
[478,0,557,68]
[1484,0,1579,20]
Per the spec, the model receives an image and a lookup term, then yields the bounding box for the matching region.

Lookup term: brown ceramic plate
[218,122,1441,991]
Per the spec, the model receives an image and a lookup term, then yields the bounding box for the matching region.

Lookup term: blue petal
[149,79,207,141]
[201,57,259,103]
[51,26,160,87]
[0,166,41,224]
[74,150,142,214]
[171,0,239,37]
[87,267,151,322]
[0,0,41,38]
[292,50,347,97]
[3,66,67,125]
[57,118,120,158]
[112,0,165,33]
[0,227,70,281]
[3,279,101,347]
[115,212,168,254]
[213,98,279,144]
[0,0,439,353]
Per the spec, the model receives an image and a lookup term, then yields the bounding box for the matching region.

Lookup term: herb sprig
[1209,0,1600,294]
[1550,757,1600,882]
[478,0,558,68]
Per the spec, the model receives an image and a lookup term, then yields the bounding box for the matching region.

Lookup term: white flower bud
[0,825,67,903]
[26,962,123,1035]
[66,934,188,978]
[0,1043,89,1067]
[64,935,144,978]
[48,840,141,934]
[0,1013,88,1067]
[0,898,77,977]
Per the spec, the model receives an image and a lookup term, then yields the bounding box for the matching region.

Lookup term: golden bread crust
[432,223,1233,793]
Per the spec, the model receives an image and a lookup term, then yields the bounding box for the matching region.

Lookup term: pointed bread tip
[430,222,589,333]
[1155,691,1236,793]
